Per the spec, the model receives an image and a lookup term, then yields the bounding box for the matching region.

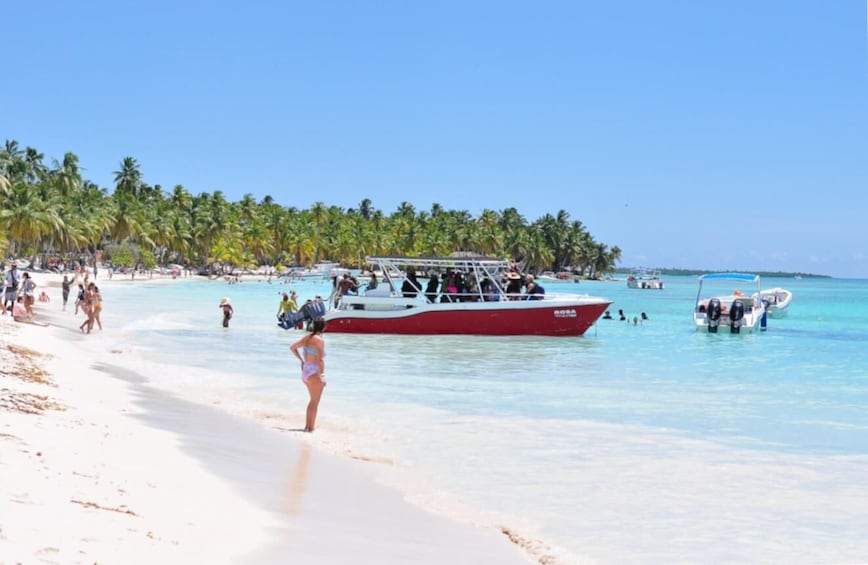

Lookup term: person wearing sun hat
[504,270,522,299]
[219,296,234,327]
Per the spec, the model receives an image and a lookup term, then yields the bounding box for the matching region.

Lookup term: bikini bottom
[302,361,320,383]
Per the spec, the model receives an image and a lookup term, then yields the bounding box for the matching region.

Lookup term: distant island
[616,268,830,279]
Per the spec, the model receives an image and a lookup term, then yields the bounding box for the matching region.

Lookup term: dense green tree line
[0,140,621,276]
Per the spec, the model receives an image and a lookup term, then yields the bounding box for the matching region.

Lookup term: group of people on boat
[380,266,546,304]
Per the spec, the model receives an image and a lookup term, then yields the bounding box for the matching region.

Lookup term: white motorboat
[693,273,767,334]
[627,268,664,289]
[760,287,792,318]
[287,261,341,280]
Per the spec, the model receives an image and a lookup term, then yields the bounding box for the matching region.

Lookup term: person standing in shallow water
[290,318,326,432]
[276,292,295,324]
[219,297,233,327]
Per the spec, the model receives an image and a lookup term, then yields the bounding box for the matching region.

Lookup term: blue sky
[3,1,866,277]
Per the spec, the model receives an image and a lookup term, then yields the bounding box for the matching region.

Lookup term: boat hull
[693,314,765,333]
[324,300,611,336]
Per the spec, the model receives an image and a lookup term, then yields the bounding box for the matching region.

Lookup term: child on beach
[12,295,46,326]
[12,296,31,322]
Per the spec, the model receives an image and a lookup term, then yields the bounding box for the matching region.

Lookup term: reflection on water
[284,443,311,518]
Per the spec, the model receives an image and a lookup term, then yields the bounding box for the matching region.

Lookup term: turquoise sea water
[86,274,868,564]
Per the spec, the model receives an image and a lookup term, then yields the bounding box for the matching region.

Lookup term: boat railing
[329,287,563,311]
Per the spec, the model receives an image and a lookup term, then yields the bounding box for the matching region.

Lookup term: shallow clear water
[90,274,868,564]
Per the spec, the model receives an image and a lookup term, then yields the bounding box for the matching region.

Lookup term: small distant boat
[693,273,767,334]
[286,261,341,280]
[626,268,664,290]
[538,270,579,282]
[760,288,792,318]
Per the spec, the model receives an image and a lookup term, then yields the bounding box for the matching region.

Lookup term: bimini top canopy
[365,256,511,270]
[698,273,760,283]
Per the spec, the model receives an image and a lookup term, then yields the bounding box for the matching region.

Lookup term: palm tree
[23,147,47,183]
[0,181,64,256]
[1,140,25,184]
[309,201,328,263]
[51,152,82,197]
[113,157,142,197]
[236,193,259,224]
[243,219,275,265]
[209,235,247,272]
[522,229,555,272]
[109,192,150,245]
[285,214,316,266]
[358,198,373,220]
[170,184,193,213]
[369,210,387,256]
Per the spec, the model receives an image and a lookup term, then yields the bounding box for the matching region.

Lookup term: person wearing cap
[276,291,296,324]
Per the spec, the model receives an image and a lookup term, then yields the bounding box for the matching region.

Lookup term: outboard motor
[278,299,328,330]
[729,299,745,334]
[706,298,722,333]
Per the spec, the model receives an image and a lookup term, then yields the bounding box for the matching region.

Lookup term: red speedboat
[323,256,611,337]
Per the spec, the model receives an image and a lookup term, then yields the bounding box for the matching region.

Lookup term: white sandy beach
[0,271,533,565]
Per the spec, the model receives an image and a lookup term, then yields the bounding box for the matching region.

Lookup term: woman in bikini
[79,283,95,333]
[89,285,103,332]
[289,318,327,432]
